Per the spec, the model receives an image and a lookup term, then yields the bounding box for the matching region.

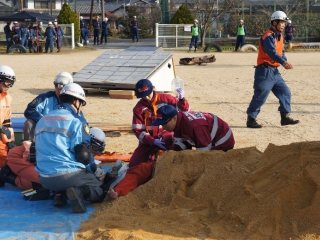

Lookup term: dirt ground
[2,49,320,239]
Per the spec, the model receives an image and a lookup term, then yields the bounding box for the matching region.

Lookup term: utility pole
[101,0,105,19]
[306,0,309,42]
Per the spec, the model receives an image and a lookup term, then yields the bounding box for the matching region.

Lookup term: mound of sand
[77,141,320,240]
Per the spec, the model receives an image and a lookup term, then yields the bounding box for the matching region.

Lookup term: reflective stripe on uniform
[173,137,188,150]
[138,131,149,142]
[35,127,72,138]
[214,128,232,147]
[132,123,146,130]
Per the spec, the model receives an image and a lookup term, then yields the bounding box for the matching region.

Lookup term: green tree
[170,5,194,24]
[57,3,80,43]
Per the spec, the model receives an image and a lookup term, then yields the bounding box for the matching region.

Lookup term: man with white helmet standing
[0,65,16,168]
[246,11,299,128]
[100,17,109,45]
[23,71,74,141]
[44,21,56,53]
[35,83,106,213]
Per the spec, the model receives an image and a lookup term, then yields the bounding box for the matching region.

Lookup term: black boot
[0,166,16,187]
[280,113,299,126]
[246,116,262,128]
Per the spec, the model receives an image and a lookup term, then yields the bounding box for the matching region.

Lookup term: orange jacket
[257,29,284,67]
[0,91,14,166]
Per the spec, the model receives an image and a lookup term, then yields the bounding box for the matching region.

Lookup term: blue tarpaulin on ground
[0,186,94,240]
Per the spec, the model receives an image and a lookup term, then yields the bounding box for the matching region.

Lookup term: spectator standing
[34,22,44,53]
[54,20,64,52]
[28,23,37,53]
[100,17,109,45]
[235,19,246,51]
[11,21,20,44]
[4,22,12,53]
[44,22,56,53]
[188,19,199,52]
[19,23,29,48]
[130,16,139,42]
[285,20,295,44]
[93,16,101,45]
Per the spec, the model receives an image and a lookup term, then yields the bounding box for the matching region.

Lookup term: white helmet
[271,11,289,22]
[287,20,292,24]
[90,127,106,153]
[80,16,83,20]
[48,21,53,25]
[104,17,108,22]
[0,65,16,83]
[54,71,73,85]
[60,83,86,105]
[194,19,198,23]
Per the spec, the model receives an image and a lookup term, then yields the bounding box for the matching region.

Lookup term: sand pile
[77,141,320,240]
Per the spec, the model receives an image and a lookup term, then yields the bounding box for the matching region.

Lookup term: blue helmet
[135,79,153,98]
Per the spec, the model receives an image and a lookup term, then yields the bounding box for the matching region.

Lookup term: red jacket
[132,92,189,145]
[172,111,234,151]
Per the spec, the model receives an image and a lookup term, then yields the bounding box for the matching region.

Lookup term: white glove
[176,87,185,100]
[153,139,167,150]
[94,167,106,181]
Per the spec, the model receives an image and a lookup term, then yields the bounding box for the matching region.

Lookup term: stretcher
[94,151,132,162]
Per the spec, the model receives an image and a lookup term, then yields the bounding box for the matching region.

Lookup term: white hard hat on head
[271,11,289,22]
[60,83,86,105]
[194,19,198,23]
[240,19,244,23]
[80,16,83,20]
[0,65,16,83]
[104,17,108,21]
[54,71,73,85]
[287,19,292,24]
[48,21,53,25]
[90,127,106,153]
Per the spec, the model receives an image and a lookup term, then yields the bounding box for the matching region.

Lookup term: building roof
[0,10,55,22]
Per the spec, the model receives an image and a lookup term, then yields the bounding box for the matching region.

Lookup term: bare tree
[194,0,236,47]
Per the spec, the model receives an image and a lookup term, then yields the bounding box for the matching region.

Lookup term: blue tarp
[0,186,94,240]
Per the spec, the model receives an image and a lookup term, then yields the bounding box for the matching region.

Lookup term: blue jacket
[24,91,61,123]
[35,104,91,177]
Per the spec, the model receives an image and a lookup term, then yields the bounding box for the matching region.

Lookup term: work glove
[153,139,167,150]
[176,87,185,100]
[94,167,106,181]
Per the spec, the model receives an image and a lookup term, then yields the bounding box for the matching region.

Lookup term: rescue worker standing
[23,72,73,141]
[153,105,235,151]
[0,65,16,168]
[35,83,106,213]
[246,11,299,128]
[44,21,56,53]
[130,79,189,167]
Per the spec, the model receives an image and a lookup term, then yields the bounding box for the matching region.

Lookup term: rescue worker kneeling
[153,105,235,151]
[35,83,106,213]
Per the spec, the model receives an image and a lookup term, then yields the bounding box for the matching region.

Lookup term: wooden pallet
[108,90,136,99]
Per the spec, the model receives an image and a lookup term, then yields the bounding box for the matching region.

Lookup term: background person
[235,19,246,51]
[189,19,199,52]
[54,20,64,52]
[44,22,56,53]
[100,18,109,45]
[285,20,295,44]
[130,16,139,42]
[246,11,299,128]
[4,22,12,53]
[93,16,101,45]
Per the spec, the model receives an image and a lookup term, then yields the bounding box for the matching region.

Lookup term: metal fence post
[176,24,178,48]
[156,23,159,47]
[71,23,75,49]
